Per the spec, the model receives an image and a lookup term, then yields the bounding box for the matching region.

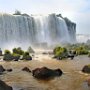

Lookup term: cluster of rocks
[1,64,90,89]
[0,65,13,74]
[0,65,63,89]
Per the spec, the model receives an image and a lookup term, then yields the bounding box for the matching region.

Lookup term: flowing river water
[0,54,90,90]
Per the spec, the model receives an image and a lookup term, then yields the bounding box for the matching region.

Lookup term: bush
[12,53,20,61]
[75,46,88,55]
[3,50,13,61]
[4,50,11,54]
[22,51,32,60]
[53,46,68,59]
[12,47,24,55]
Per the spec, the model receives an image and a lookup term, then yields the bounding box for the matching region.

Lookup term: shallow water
[0,55,90,90]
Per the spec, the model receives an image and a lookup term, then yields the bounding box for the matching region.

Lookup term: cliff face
[56,14,76,43]
[64,17,76,43]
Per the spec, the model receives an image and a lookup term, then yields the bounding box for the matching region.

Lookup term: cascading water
[0,13,76,50]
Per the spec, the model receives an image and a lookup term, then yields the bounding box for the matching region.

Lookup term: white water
[0,13,75,50]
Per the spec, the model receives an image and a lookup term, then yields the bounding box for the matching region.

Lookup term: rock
[67,54,74,60]
[0,65,5,74]
[6,69,13,72]
[32,67,63,79]
[86,78,90,86]
[0,80,13,90]
[82,65,90,73]
[22,67,31,72]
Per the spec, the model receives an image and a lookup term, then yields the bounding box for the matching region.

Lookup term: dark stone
[0,65,5,74]
[0,80,13,90]
[82,65,90,73]
[32,67,63,79]
[22,67,31,72]
[7,69,13,72]
[67,54,74,60]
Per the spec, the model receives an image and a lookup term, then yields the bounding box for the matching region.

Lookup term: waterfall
[0,13,76,50]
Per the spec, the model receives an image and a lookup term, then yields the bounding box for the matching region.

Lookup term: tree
[13,10,21,15]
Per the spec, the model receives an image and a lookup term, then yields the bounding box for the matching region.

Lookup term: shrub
[22,51,32,60]
[4,50,11,54]
[53,46,68,59]
[12,47,24,55]
[12,53,20,61]
[3,50,13,61]
[75,46,88,55]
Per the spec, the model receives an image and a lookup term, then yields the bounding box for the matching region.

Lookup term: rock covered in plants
[3,50,13,61]
[22,52,32,60]
[12,53,20,61]
[12,47,24,55]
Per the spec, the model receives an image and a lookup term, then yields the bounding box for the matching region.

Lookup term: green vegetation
[12,53,20,61]
[53,46,68,59]
[66,43,89,55]
[53,43,90,60]
[22,51,32,60]
[3,50,13,61]
[3,47,32,61]
[13,47,24,55]
[75,46,88,55]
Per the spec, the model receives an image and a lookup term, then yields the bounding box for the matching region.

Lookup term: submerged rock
[22,67,31,72]
[6,69,13,72]
[0,80,13,90]
[82,65,90,73]
[32,67,63,79]
[0,65,5,74]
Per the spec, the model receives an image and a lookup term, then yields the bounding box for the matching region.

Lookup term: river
[0,54,90,90]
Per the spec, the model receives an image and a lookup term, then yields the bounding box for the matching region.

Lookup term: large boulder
[0,80,13,90]
[82,65,90,73]
[0,65,5,74]
[32,67,63,79]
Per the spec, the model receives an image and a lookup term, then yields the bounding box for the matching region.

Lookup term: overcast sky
[0,0,90,35]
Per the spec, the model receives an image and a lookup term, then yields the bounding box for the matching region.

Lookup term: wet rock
[0,80,13,90]
[32,67,63,79]
[6,69,13,72]
[86,78,90,86]
[0,65,5,74]
[82,65,90,73]
[22,67,31,72]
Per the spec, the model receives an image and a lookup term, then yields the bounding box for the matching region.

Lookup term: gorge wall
[0,13,76,49]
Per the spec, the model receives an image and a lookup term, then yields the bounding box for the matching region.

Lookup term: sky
[0,0,90,35]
